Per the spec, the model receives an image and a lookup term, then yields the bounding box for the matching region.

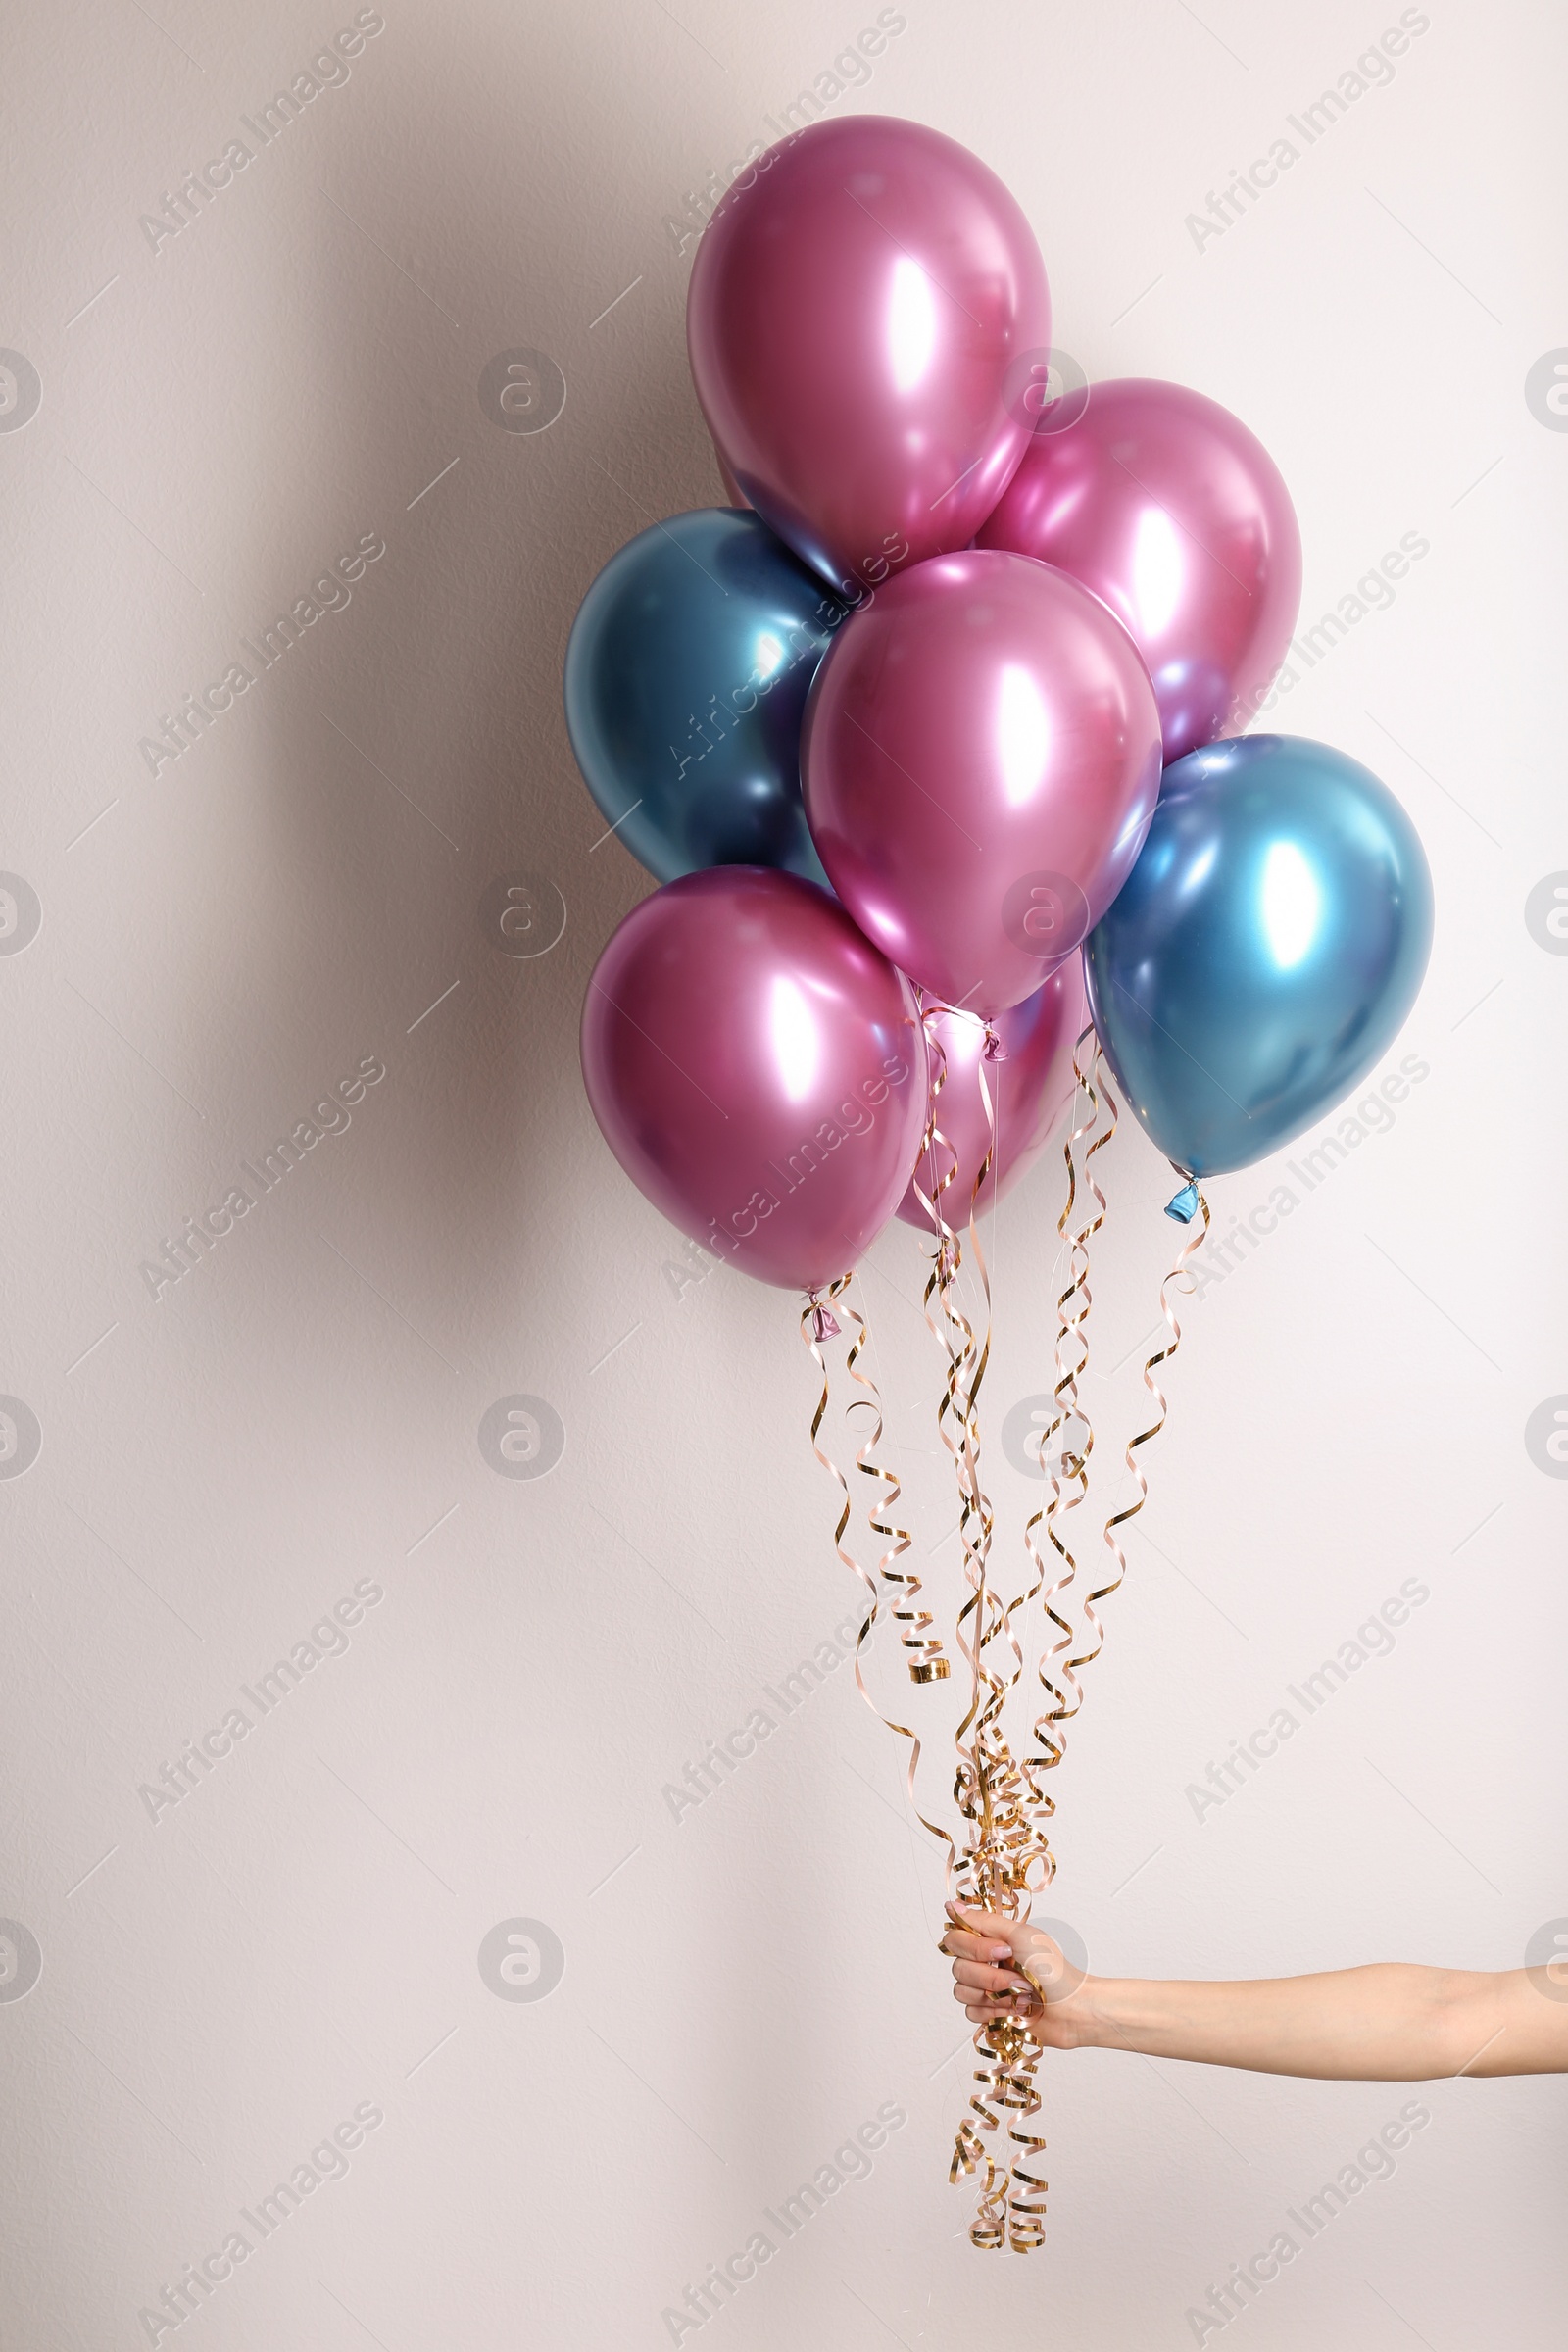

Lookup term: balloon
[802,550,1163,1018]
[977,378,1301,763]
[581,867,928,1293]
[564,508,847,886]
[896,960,1086,1230]
[687,117,1050,595]
[1084,736,1433,1178]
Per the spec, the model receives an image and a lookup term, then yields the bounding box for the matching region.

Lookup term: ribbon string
[803,1015,1199,2256]
[1054,1031,1120,1698]
[1015,1026,1116,1891]
[802,1274,956,1869]
[1100,1176,1211,1595]
[945,1028,1063,2250]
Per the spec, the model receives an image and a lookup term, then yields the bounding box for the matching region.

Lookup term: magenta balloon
[896,959,1086,1230]
[581,867,928,1294]
[977,378,1301,763]
[687,117,1050,595]
[802,550,1163,1017]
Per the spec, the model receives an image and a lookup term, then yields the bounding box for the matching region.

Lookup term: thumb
[945,1898,1009,1936]
[1007,1924,1083,2001]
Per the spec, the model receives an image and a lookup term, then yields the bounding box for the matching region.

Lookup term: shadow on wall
[166,13,907,2187]
[209,6,741,1351]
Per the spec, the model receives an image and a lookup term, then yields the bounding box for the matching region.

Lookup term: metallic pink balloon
[977,378,1301,762]
[687,117,1050,595]
[802,550,1163,1018]
[581,867,928,1294]
[896,959,1086,1230]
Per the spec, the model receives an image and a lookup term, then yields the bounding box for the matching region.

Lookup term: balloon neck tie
[1164,1178,1200,1224]
[981,1024,1008,1064]
[808,1293,842,1342]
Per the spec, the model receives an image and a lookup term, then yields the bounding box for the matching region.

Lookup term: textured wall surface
[2,2,1566,2346]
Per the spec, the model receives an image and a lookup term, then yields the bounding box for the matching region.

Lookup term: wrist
[1061,1974,1137,2051]
[1025,1971,1113,2050]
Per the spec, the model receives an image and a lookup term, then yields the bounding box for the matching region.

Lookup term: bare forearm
[948,1905,1568,2080]
[1070,1965,1563,2080]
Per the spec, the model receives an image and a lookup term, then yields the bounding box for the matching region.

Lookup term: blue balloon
[564,507,848,885]
[1084,735,1434,1177]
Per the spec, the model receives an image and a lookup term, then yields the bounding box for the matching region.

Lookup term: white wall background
[2,1,1566,2345]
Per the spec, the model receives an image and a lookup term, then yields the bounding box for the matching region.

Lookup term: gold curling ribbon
[1099,1175,1211,1607]
[890,1008,959,1688]
[945,1034,1057,2252]
[803,1271,858,1595]
[802,1275,956,1869]
[943,1037,1034,1928]
[910,1005,980,1674]
[842,1279,949,1687]
[904,1014,1123,2249]
[906,1008,1014,1899]
[955,1159,1210,2252]
[954,1025,1120,2251]
[1054,1032,1122,1699]
[966,1045,1044,1914]
[1017,1027,1116,1866]
[907,1007,1040,2244]
[804,1038,1206,2254]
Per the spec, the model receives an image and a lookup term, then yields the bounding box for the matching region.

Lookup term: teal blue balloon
[564,507,847,885]
[1085,736,1434,1177]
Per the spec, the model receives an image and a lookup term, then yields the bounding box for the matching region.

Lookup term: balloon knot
[1164,1179,1200,1224]
[808,1296,841,1341]
[981,1025,1008,1063]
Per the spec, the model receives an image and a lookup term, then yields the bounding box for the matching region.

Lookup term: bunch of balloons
[571,115,1431,1271]
[566,113,1434,2246]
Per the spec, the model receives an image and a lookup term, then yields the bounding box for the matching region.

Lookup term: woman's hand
[939,1900,1097,2050]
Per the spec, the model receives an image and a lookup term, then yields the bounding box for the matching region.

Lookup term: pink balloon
[687,117,1050,595]
[977,378,1301,762]
[581,867,928,1295]
[897,959,1087,1230]
[802,550,1163,1017]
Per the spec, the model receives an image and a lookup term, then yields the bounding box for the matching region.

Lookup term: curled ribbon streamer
[944,1040,1056,2251]
[951,1030,1119,2251]
[949,1040,1018,1912]
[803,1270,858,1595]
[802,1275,956,1870]
[854,1283,950,1684]
[888,1016,960,1689]
[906,1004,1041,2241]
[911,1006,980,1594]
[966,1049,1043,1907]
[951,2015,1049,2251]
[1019,1027,1117,1862]
[907,1008,1041,2241]
[1057,1035,1124,1692]
[1099,1178,1211,1604]
[908,1015,1018,1880]
[906,1004,974,1684]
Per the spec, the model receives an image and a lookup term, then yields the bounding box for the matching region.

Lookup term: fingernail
[990,1943,1012,1961]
